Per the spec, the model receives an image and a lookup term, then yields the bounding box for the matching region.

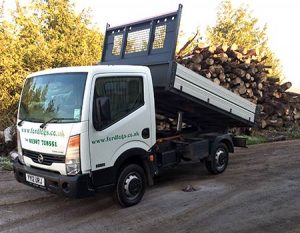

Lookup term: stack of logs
[177,44,300,129]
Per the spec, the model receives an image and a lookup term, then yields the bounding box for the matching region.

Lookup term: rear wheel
[114,164,146,207]
[205,143,229,174]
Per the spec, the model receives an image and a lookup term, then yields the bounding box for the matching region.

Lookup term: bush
[0,156,13,171]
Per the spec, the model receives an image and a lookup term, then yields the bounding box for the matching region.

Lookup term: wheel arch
[211,134,234,154]
[220,139,234,153]
[114,147,154,186]
[206,134,234,162]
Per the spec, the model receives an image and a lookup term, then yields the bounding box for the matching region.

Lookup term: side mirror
[94,97,111,130]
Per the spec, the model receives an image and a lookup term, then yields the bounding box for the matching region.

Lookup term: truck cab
[14,65,157,202]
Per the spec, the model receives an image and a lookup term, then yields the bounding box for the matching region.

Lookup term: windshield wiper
[18,118,26,127]
[40,117,75,129]
[18,117,40,127]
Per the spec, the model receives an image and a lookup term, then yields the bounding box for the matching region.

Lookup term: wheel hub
[124,174,142,197]
[215,149,226,169]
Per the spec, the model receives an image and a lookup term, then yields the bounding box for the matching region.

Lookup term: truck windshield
[19,72,87,123]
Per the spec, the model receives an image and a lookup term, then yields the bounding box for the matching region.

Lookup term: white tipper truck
[13,5,258,207]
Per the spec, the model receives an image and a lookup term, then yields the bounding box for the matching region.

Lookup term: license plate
[25,173,45,187]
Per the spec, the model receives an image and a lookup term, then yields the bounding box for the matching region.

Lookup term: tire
[113,164,146,207]
[205,143,229,174]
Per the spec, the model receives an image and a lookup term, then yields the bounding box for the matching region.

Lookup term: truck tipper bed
[101,4,257,130]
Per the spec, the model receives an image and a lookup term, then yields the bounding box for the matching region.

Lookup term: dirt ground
[1,140,300,233]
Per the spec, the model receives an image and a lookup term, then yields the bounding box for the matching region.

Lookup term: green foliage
[206,0,282,78]
[0,156,13,171]
[241,135,267,145]
[0,0,103,127]
[207,0,265,49]
[286,127,300,140]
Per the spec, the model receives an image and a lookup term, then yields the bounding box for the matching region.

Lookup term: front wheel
[114,164,146,207]
[205,143,229,174]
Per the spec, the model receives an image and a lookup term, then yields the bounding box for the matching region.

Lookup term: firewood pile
[176,44,300,129]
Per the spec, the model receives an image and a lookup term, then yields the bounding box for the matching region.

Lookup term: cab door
[88,72,153,185]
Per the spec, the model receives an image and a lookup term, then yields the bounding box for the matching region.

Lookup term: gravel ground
[0,140,300,233]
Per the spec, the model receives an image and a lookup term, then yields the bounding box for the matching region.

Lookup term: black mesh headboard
[101,4,182,66]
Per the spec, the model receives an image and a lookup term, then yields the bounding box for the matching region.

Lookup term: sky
[4,0,300,93]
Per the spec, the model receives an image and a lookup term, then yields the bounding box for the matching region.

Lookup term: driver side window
[93,76,144,130]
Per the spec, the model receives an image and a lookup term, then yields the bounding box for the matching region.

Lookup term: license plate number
[25,173,45,186]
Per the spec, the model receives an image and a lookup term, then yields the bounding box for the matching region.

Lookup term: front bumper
[13,160,94,198]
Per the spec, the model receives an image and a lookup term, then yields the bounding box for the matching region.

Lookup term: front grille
[23,149,65,166]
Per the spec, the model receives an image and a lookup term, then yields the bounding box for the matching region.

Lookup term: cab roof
[27,65,151,78]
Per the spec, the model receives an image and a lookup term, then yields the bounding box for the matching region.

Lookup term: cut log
[205,58,214,66]
[214,64,224,74]
[248,67,258,76]
[251,82,257,89]
[258,76,267,83]
[219,72,226,82]
[233,89,240,96]
[257,83,263,90]
[221,82,230,89]
[233,68,246,77]
[267,77,280,83]
[273,91,282,99]
[205,72,212,79]
[201,49,212,60]
[245,73,251,81]
[246,88,254,98]
[213,78,220,85]
[191,63,201,72]
[279,82,292,92]
[238,63,250,69]
[232,77,242,86]
[256,72,268,79]
[238,85,247,95]
[208,65,215,74]
[217,52,228,63]
[191,54,203,64]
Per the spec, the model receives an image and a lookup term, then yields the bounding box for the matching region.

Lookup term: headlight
[65,135,80,176]
[17,129,25,164]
